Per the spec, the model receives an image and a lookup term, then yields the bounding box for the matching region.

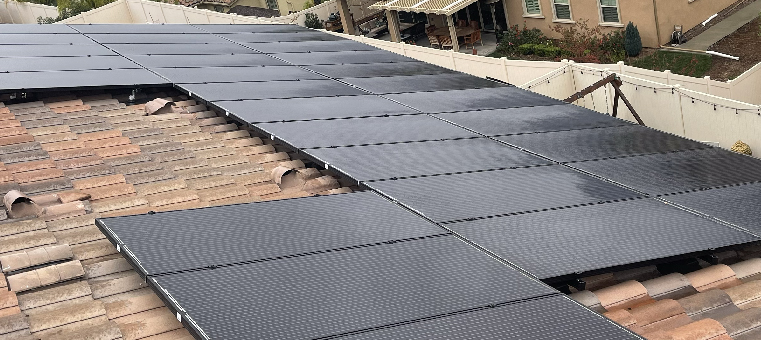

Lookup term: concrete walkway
[681,0,761,51]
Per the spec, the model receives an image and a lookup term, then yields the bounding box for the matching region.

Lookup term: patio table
[431,26,475,38]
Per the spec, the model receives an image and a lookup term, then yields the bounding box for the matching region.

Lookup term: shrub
[518,44,536,55]
[551,19,626,63]
[304,13,323,29]
[495,23,548,56]
[535,44,561,58]
[625,22,643,57]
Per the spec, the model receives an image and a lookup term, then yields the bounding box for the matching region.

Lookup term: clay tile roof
[0,89,352,340]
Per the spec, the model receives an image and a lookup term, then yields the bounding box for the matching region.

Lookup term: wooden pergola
[369,0,505,51]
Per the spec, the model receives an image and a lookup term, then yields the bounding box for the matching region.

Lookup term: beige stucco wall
[505,0,735,48]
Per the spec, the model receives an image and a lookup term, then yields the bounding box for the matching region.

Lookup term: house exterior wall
[505,0,735,48]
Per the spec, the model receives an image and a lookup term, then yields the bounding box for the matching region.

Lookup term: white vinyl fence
[0,0,57,24]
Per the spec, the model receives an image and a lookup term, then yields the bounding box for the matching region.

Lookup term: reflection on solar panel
[306,138,552,181]
[179,79,365,101]
[242,40,377,53]
[368,165,641,222]
[98,192,446,276]
[663,183,761,234]
[257,115,478,149]
[386,87,563,112]
[447,198,758,279]
[309,62,455,78]
[153,66,324,83]
[341,73,507,94]
[275,50,417,65]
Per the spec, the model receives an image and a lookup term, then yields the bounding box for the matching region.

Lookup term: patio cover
[369,0,477,15]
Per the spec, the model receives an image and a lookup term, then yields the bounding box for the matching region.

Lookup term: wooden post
[447,14,459,52]
[501,0,509,27]
[477,0,485,30]
[386,10,401,42]
[489,3,497,32]
[466,5,471,23]
[336,0,356,35]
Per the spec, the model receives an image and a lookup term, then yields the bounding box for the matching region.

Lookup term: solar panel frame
[308,62,456,78]
[0,34,97,45]
[178,79,366,101]
[386,87,563,113]
[367,165,642,222]
[434,104,632,136]
[0,69,169,92]
[128,53,288,68]
[0,56,141,72]
[86,33,226,44]
[152,65,325,83]
[274,50,419,65]
[306,138,553,181]
[256,115,479,149]
[150,236,558,340]
[103,43,257,55]
[571,148,761,195]
[220,31,347,43]
[193,24,311,33]
[242,40,377,53]
[341,73,508,94]
[0,24,78,34]
[447,198,759,279]
[0,44,117,57]
[70,24,203,34]
[496,125,711,162]
[216,95,418,123]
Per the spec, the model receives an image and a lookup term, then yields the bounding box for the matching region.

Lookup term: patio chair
[457,19,467,27]
[469,21,479,30]
[439,35,453,49]
[427,34,441,49]
[426,25,436,33]
[465,30,483,47]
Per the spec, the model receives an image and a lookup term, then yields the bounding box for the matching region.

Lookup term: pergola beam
[386,10,402,42]
[446,14,459,52]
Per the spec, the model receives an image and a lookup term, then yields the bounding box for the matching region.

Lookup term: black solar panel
[340,295,640,340]
[98,192,446,276]
[221,31,346,43]
[180,79,365,101]
[386,87,562,113]
[572,148,761,195]
[153,66,324,83]
[242,40,377,53]
[0,56,140,72]
[86,33,225,44]
[448,198,758,279]
[0,44,116,57]
[367,165,641,222]
[0,24,77,34]
[0,69,168,92]
[308,62,456,78]
[275,50,417,65]
[664,183,761,235]
[341,73,506,94]
[194,24,310,33]
[497,125,710,162]
[217,95,417,122]
[307,138,552,181]
[104,43,255,55]
[129,53,287,68]
[0,34,96,45]
[257,115,477,149]
[435,104,631,136]
[71,24,202,34]
[152,236,557,340]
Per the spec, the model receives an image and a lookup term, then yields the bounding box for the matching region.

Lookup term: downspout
[652,0,662,46]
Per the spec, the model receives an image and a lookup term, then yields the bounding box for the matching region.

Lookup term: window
[599,0,619,23]
[523,0,541,15]
[266,0,279,10]
[553,0,571,20]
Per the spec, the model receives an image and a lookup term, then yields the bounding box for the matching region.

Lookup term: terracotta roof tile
[0,244,73,273]
[153,200,207,212]
[224,137,263,148]
[105,115,142,126]
[45,100,84,109]
[0,150,49,165]
[83,137,131,150]
[70,240,117,261]
[197,185,249,203]
[41,140,89,153]
[48,148,95,162]
[93,145,141,159]
[112,162,164,176]
[57,190,92,203]
[147,189,200,207]
[181,139,225,152]
[72,175,126,190]
[83,258,132,280]
[20,118,64,129]
[112,121,152,132]
[247,183,281,197]
[63,164,114,181]
[202,123,238,134]
[82,183,135,201]
[13,168,65,184]
[0,220,46,239]
[7,260,85,292]
[139,142,184,155]
[102,154,152,168]
[232,172,271,186]
[595,280,654,312]
[62,116,106,128]
[115,307,183,340]
[194,117,226,127]
[4,160,54,175]
[43,201,88,222]
[729,259,761,283]
[104,293,163,320]
[186,176,234,191]
[260,191,312,201]
[193,147,235,159]
[304,176,340,194]
[161,158,208,172]
[0,134,35,147]
[91,196,148,214]
[0,312,30,337]
[134,179,187,196]
[174,167,221,181]
[124,170,175,185]
[0,171,13,183]
[0,127,28,138]
[27,125,70,137]
[0,120,20,130]
[686,264,742,292]
[218,163,264,176]
[43,320,122,340]
[679,289,742,321]
[151,119,191,130]
[725,281,761,310]
[90,273,146,299]
[215,130,250,141]
[28,299,104,335]
[248,151,289,164]
[69,123,112,135]
[129,135,173,146]
[51,105,91,114]
[20,177,73,196]
[17,281,91,312]
[170,132,212,144]
[46,214,97,232]
[55,156,104,171]
[0,182,21,196]
[206,154,249,168]
[0,232,57,256]
[648,318,732,340]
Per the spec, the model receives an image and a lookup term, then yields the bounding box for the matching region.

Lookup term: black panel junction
[368,165,641,222]
[306,138,552,181]
[339,295,640,340]
[572,148,761,195]
[130,53,289,68]
[86,33,226,44]
[242,40,377,53]
[447,198,758,279]
[215,95,417,123]
[151,236,558,340]
[222,31,346,43]
[274,50,418,65]
[153,66,324,83]
[434,104,631,136]
[103,43,256,55]
[386,87,563,112]
[0,69,167,92]
[179,79,366,101]
[98,192,446,276]
[0,56,141,73]
[497,125,711,162]
[257,115,478,149]
[664,183,761,234]
[341,73,507,94]
[0,44,117,57]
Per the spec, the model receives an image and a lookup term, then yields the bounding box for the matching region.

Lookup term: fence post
[704,76,711,95]
[673,84,687,136]
[400,41,407,57]
[617,61,624,74]
[500,57,509,83]
[449,50,456,71]
[664,70,672,86]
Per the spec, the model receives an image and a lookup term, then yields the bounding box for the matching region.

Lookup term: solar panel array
[7,23,761,340]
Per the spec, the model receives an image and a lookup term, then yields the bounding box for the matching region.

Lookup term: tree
[304,12,322,29]
[625,21,642,57]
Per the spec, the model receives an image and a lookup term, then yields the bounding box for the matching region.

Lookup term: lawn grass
[629,51,712,78]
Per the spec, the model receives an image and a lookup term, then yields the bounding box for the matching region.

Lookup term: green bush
[625,22,643,57]
[535,44,561,58]
[518,44,536,55]
[495,24,548,55]
[304,13,323,29]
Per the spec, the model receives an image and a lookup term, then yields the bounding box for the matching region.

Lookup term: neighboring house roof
[228,5,280,17]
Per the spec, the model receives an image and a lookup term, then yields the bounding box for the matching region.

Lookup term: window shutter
[524,0,540,14]
[554,0,570,20]
[601,6,619,22]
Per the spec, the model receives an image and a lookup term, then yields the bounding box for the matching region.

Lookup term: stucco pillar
[501,0,509,27]
[447,14,460,52]
[477,0,485,30]
[337,0,355,35]
[386,10,401,42]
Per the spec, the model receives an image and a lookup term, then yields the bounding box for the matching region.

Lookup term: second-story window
[599,0,620,23]
[553,0,571,20]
